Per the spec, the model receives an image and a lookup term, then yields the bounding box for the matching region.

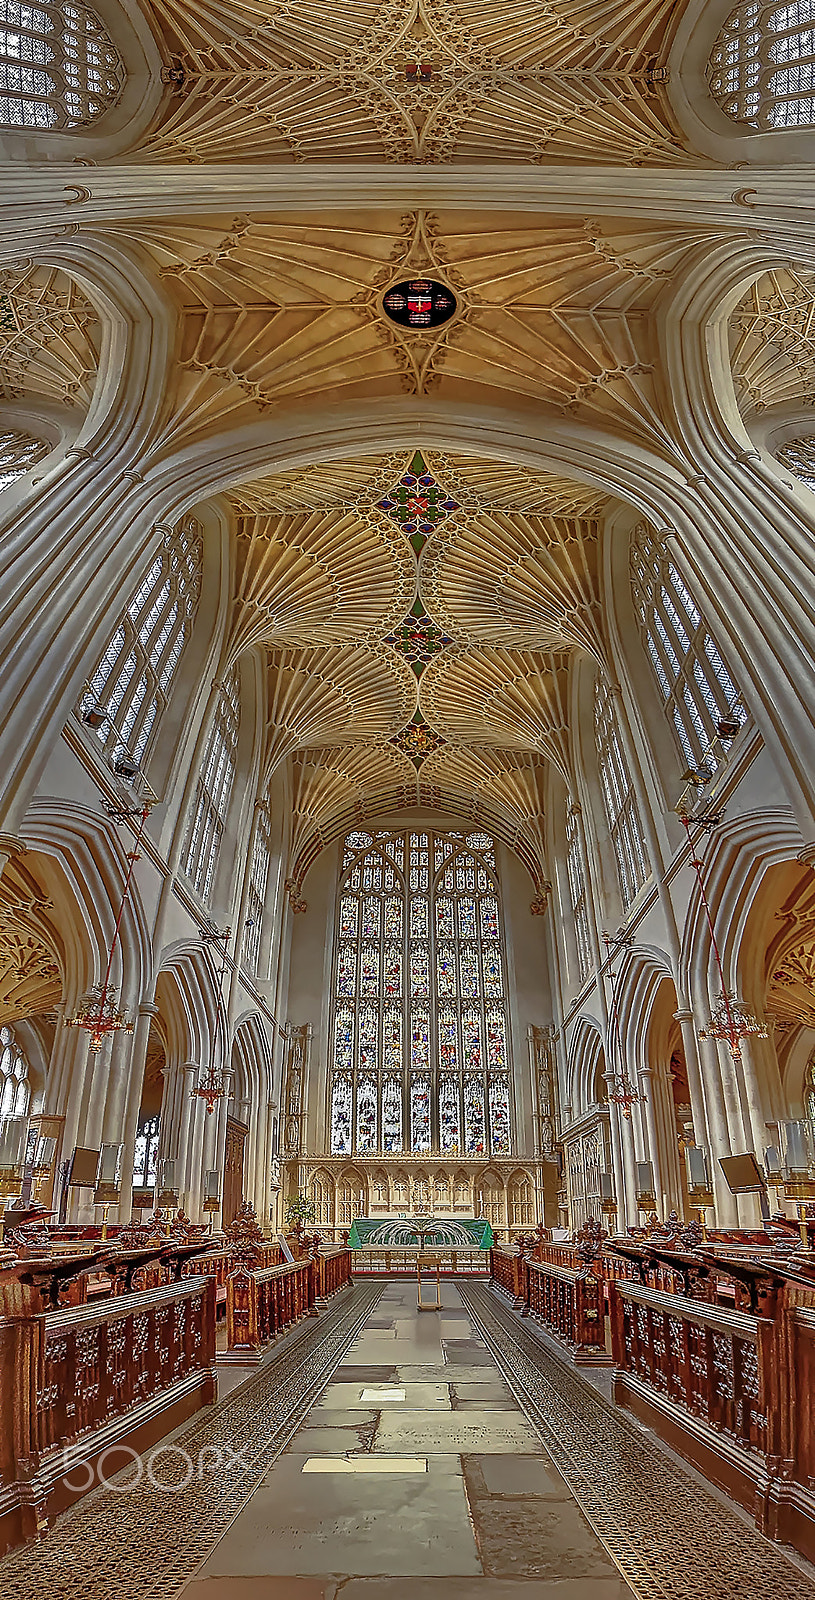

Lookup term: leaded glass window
[181,665,240,902]
[0,427,49,491]
[78,518,203,770]
[593,676,650,912]
[707,1,815,129]
[777,434,815,488]
[133,1112,160,1188]
[242,804,271,973]
[630,524,746,772]
[565,805,592,984]
[329,829,513,1159]
[0,1024,30,1117]
[0,0,124,128]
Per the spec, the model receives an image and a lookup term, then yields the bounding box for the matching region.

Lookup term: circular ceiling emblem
[382,278,457,330]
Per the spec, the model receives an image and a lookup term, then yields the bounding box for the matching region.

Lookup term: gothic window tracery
[565,806,592,984]
[630,524,745,772]
[0,1024,30,1117]
[329,829,513,1160]
[0,428,49,491]
[593,676,649,912]
[243,804,271,972]
[78,518,203,769]
[777,434,815,487]
[181,665,240,902]
[707,1,815,129]
[132,1112,160,1188]
[0,0,124,129]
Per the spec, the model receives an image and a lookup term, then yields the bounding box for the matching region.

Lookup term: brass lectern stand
[417,1252,441,1310]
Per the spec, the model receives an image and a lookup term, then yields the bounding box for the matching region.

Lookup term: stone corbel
[530,882,553,915]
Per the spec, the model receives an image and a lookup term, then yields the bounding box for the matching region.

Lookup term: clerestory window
[777,433,815,488]
[0,0,124,129]
[565,805,592,984]
[593,676,650,912]
[0,427,49,490]
[329,829,513,1162]
[630,523,746,773]
[707,1,815,129]
[181,666,240,902]
[78,518,203,771]
[242,803,271,973]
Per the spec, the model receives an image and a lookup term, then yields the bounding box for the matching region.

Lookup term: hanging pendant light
[65,803,151,1051]
[190,923,231,1114]
[603,933,641,1117]
[679,809,767,1061]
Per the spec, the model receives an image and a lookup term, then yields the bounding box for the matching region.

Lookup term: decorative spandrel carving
[0,264,100,410]
[0,859,62,1025]
[730,268,815,416]
[136,0,687,168]
[765,872,815,1028]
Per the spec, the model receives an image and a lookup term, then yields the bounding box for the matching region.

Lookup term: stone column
[117,1000,160,1224]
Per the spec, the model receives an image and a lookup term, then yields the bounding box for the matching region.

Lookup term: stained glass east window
[329,830,513,1158]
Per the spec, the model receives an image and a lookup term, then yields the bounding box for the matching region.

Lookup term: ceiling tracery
[730,268,815,415]
[228,447,599,895]
[98,209,720,451]
[230,505,417,654]
[141,0,687,168]
[0,855,63,1026]
[0,264,100,410]
[261,642,418,780]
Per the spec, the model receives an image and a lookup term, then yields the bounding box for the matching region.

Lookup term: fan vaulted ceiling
[142,0,686,167]
[224,446,614,902]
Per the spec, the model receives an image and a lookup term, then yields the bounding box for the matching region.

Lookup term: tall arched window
[630,523,746,772]
[777,434,815,487]
[79,518,203,769]
[181,666,240,902]
[242,803,271,973]
[0,1024,30,1117]
[707,1,815,129]
[593,676,649,911]
[565,805,592,984]
[0,428,49,491]
[329,829,513,1161]
[133,1111,160,1188]
[0,0,124,129]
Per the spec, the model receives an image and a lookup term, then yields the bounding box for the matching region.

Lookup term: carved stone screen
[329,829,513,1161]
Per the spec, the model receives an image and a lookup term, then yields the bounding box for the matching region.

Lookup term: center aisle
[182,1279,633,1600]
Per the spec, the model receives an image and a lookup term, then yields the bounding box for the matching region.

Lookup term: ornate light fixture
[190,923,231,1114]
[65,803,150,1051]
[602,933,641,1117]
[679,809,767,1061]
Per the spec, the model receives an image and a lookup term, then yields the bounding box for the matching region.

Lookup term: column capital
[673,1009,695,1023]
[0,833,27,858]
[138,1000,160,1017]
[182,1060,200,1076]
[797,844,815,871]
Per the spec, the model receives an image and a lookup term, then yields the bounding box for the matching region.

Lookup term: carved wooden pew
[526,1256,609,1362]
[0,1247,216,1554]
[312,1245,352,1300]
[225,1257,315,1356]
[608,1254,815,1563]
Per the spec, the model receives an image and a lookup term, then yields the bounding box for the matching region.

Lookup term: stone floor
[181,1282,633,1600]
